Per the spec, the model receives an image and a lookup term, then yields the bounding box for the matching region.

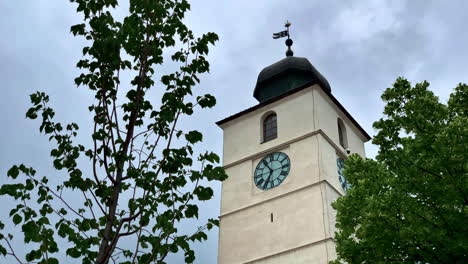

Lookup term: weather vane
[272,21,293,57]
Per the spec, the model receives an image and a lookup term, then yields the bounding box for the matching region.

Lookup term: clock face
[254,152,290,190]
[337,158,350,191]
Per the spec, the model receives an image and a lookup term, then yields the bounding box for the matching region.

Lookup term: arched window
[263,113,277,142]
[337,118,348,149]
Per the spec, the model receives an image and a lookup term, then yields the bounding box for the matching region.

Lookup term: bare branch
[3,238,24,264]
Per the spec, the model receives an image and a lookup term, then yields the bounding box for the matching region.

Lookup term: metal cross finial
[272,21,294,57]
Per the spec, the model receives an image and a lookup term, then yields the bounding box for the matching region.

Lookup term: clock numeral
[263,178,270,189]
[280,171,288,176]
[281,164,289,169]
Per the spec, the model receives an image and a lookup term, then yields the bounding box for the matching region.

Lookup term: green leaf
[169,244,178,253]
[48,258,59,264]
[26,107,39,119]
[184,204,199,218]
[7,166,20,179]
[194,186,213,201]
[29,93,41,104]
[197,94,216,108]
[0,245,6,256]
[25,249,41,261]
[12,214,22,225]
[185,130,203,144]
[70,23,86,36]
[66,247,81,258]
[184,249,195,263]
[200,152,220,163]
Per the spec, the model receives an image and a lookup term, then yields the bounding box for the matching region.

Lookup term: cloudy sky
[1,0,467,263]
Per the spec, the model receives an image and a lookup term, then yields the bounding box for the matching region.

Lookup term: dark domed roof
[253,56,331,102]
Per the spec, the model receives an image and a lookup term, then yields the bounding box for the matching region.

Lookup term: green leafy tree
[0,0,227,263]
[331,78,467,264]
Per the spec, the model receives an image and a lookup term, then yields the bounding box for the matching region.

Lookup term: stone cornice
[222,129,348,170]
[243,237,335,264]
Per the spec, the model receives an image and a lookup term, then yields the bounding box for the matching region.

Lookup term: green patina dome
[253,56,331,103]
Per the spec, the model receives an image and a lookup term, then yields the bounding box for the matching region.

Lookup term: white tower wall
[217,84,368,263]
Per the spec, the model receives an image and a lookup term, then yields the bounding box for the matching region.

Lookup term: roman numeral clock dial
[254,152,291,190]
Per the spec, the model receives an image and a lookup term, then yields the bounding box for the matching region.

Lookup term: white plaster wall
[250,242,330,264]
[218,185,326,264]
[221,87,315,166]
[220,137,320,215]
[318,134,346,197]
[218,85,368,264]
[313,88,367,158]
[325,239,338,263]
[325,183,341,240]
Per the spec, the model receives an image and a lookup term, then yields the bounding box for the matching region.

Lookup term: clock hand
[263,174,271,189]
[270,163,289,172]
[262,160,272,171]
[256,171,269,181]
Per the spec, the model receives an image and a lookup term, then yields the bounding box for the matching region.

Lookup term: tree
[331,78,468,264]
[0,0,227,263]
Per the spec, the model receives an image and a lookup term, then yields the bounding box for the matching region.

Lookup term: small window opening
[337,118,348,149]
[263,113,277,142]
[270,213,273,223]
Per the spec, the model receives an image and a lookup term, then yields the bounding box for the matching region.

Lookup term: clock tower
[216,33,370,263]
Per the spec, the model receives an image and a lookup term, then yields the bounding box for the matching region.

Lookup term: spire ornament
[272,21,294,57]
